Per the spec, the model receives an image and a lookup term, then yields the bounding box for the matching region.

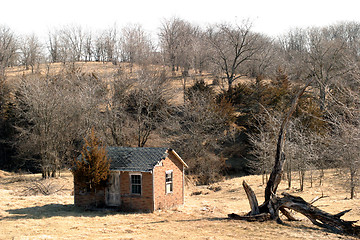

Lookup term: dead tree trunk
[264,78,314,201]
[229,181,360,235]
[243,181,259,215]
[229,78,360,236]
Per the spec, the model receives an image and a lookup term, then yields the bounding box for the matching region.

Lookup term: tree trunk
[182,74,187,104]
[286,160,292,189]
[319,168,324,186]
[299,169,305,192]
[265,78,314,201]
[243,181,259,215]
[262,171,265,185]
[319,84,326,111]
[350,168,356,199]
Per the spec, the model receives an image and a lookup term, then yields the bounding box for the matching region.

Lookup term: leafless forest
[0,18,359,198]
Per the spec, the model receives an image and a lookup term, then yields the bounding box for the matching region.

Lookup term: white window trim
[129,172,142,195]
[165,170,173,194]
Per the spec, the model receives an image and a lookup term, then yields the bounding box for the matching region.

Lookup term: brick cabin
[74,147,188,212]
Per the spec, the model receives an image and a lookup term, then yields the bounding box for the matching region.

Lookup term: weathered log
[241,180,297,221]
[230,183,360,235]
[279,207,298,221]
[274,193,360,235]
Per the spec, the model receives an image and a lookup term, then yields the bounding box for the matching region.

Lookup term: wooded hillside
[0,19,359,197]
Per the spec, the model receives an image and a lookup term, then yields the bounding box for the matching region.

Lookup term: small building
[74,147,188,212]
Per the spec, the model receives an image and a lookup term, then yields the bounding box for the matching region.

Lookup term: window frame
[129,173,142,195]
[165,170,173,194]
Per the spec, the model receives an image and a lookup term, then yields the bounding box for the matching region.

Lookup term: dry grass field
[0,170,359,240]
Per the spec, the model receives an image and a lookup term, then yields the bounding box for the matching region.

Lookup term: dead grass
[0,170,12,178]
[0,170,359,240]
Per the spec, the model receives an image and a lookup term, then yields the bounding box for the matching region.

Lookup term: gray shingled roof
[106,147,169,172]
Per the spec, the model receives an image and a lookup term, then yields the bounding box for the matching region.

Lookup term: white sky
[1,0,360,40]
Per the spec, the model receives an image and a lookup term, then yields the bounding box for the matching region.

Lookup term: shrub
[71,129,110,192]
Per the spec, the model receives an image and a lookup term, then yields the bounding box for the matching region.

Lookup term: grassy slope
[0,170,359,240]
[4,61,253,101]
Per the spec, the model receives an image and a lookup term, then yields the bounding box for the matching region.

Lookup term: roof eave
[167,149,189,168]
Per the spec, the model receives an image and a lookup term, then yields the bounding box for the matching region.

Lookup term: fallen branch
[278,193,360,235]
[309,194,328,204]
[229,180,360,236]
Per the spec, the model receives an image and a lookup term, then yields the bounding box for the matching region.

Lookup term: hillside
[4,61,255,103]
[0,170,358,239]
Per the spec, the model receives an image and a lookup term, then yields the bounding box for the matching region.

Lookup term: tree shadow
[175,217,229,222]
[147,217,229,224]
[2,204,128,220]
[281,220,356,238]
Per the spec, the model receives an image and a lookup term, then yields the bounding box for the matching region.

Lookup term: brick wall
[74,172,154,211]
[74,181,106,208]
[153,152,184,210]
[119,171,154,212]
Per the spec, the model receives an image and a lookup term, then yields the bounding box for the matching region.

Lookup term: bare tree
[176,22,198,75]
[83,30,94,62]
[102,25,119,64]
[47,30,61,63]
[159,17,197,73]
[120,24,155,71]
[103,70,133,146]
[59,25,85,62]
[279,26,354,111]
[205,21,262,92]
[93,25,119,64]
[169,84,235,184]
[247,112,279,185]
[0,25,18,78]
[244,34,277,81]
[124,69,170,147]
[192,29,210,75]
[94,33,105,62]
[306,27,352,111]
[14,66,107,178]
[325,78,360,199]
[325,21,360,61]
[333,121,360,199]
[277,28,308,80]
[20,34,43,72]
[286,118,324,191]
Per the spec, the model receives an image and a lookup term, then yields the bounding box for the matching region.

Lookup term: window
[130,174,142,195]
[165,170,173,194]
